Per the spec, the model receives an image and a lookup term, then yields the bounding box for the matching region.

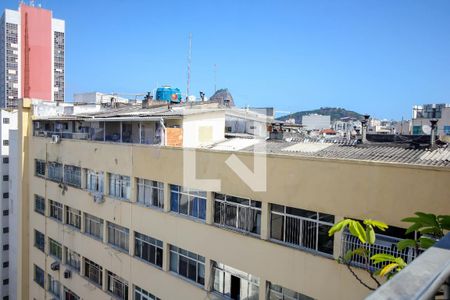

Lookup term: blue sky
[2,0,450,119]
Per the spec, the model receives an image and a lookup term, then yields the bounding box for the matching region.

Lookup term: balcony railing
[342,231,418,270]
[366,233,450,300]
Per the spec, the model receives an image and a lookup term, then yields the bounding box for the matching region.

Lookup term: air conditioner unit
[64,269,71,279]
[51,135,61,144]
[50,261,60,271]
[94,193,104,204]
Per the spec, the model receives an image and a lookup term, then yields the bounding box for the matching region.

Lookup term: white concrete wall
[7,128,17,300]
[182,111,225,148]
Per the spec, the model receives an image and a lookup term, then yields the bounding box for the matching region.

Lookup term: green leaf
[343,250,354,262]
[418,227,440,235]
[419,237,436,249]
[364,219,388,231]
[397,239,416,251]
[438,216,450,230]
[328,219,352,236]
[415,212,439,227]
[394,257,407,268]
[401,217,422,223]
[371,253,397,264]
[366,225,376,245]
[405,222,424,235]
[379,263,398,277]
[353,247,368,257]
[349,221,367,243]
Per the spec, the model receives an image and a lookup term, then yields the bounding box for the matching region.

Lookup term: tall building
[0,109,17,300]
[9,99,450,300]
[0,4,65,108]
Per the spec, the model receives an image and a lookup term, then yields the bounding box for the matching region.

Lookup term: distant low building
[412,103,450,136]
[73,92,130,105]
[301,114,330,130]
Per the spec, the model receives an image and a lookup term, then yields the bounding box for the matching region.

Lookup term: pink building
[0,4,65,108]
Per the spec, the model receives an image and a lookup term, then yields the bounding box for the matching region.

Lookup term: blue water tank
[155,86,182,103]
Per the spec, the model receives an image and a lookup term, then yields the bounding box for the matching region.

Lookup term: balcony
[366,233,450,300]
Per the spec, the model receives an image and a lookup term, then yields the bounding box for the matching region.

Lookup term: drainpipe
[430,119,438,147]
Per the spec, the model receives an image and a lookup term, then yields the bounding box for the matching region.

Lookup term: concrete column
[205,191,214,225]
[260,202,270,240]
[204,258,213,292]
[128,230,135,257]
[103,221,108,244]
[104,172,109,197]
[80,213,85,233]
[163,183,170,213]
[162,242,170,272]
[258,277,268,300]
[61,246,67,265]
[80,168,86,190]
[129,177,137,203]
[333,216,344,260]
[102,267,107,292]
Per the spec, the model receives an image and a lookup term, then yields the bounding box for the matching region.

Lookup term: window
[48,274,61,298]
[214,193,261,235]
[170,185,207,220]
[2,140,8,146]
[270,204,335,255]
[34,195,46,215]
[86,169,104,193]
[84,258,103,287]
[65,206,81,229]
[268,282,314,300]
[135,232,163,268]
[2,210,8,216]
[134,285,161,300]
[169,245,205,285]
[107,271,129,300]
[49,238,62,260]
[49,200,63,222]
[65,247,81,272]
[109,173,131,200]
[3,227,8,233]
[137,178,164,209]
[64,165,81,188]
[48,162,63,182]
[35,159,46,176]
[108,222,129,251]
[2,245,8,251]
[2,175,8,182]
[34,230,45,252]
[34,265,45,288]
[212,262,259,300]
[2,118,9,124]
[2,279,7,286]
[444,126,450,136]
[3,262,8,268]
[63,287,80,300]
[84,213,103,240]
[3,157,8,164]
[2,193,8,199]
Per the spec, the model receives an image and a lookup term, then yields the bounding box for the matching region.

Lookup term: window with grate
[134,232,163,268]
[109,173,130,200]
[107,222,129,251]
[49,238,62,260]
[84,213,103,240]
[35,159,46,177]
[137,178,164,209]
[107,271,129,300]
[84,258,103,287]
[49,200,63,222]
[170,185,206,220]
[64,165,81,188]
[48,162,63,182]
[65,206,81,230]
[169,245,205,285]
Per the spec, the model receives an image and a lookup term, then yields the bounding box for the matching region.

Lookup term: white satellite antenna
[422,124,431,135]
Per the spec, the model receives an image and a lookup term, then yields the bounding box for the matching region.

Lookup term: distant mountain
[276,107,364,124]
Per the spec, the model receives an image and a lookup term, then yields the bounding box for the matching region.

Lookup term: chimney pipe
[361,115,370,143]
[430,119,438,147]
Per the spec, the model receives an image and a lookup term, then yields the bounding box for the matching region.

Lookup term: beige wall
[26,137,450,300]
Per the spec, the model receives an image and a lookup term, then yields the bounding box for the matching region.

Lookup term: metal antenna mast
[186,33,192,100]
[214,64,217,92]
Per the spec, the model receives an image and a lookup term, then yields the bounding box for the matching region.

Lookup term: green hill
[277,107,364,124]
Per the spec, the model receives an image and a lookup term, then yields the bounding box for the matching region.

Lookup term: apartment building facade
[12,99,450,300]
[0,110,17,300]
[412,103,450,136]
[0,4,65,108]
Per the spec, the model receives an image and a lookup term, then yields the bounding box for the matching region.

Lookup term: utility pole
[214,64,217,93]
[186,33,192,100]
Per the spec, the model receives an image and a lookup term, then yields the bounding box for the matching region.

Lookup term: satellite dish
[187,95,196,102]
[422,125,431,135]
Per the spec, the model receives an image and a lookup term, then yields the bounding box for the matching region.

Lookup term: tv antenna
[186,33,192,100]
